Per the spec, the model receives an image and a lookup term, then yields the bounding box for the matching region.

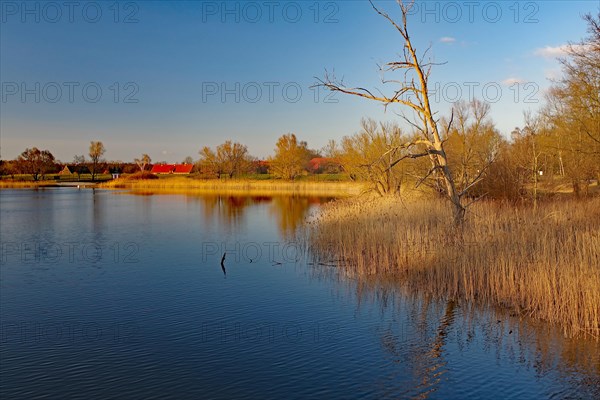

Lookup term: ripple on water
[1,190,599,399]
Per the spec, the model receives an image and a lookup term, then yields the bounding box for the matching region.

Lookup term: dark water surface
[1,189,598,399]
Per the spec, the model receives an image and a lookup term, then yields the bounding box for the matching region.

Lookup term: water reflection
[129,192,333,237]
[309,268,600,399]
[3,189,598,399]
[269,196,325,238]
[409,299,456,398]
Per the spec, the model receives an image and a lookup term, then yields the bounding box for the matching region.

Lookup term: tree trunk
[91,162,96,181]
[573,180,580,197]
[317,1,468,225]
[533,166,538,209]
[434,142,466,225]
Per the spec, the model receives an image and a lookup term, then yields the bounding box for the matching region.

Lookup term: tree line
[1,5,597,221]
[1,141,107,181]
[314,2,598,223]
[0,135,335,182]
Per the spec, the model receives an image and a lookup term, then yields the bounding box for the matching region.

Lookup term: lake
[1,188,598,399]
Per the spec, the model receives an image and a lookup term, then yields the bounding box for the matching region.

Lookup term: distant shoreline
[0,181,99,189]
[0,177,365,197]
[100,177,365,197]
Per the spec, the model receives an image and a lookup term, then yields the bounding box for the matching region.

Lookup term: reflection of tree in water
[270,196,316,237]
[408,299,456,399]
[197,195,265,227]
[309,268,600,399]
[374,290,456,399]
[192,195,331,237]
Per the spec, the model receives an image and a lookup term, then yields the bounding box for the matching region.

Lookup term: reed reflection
[308,266,600,399]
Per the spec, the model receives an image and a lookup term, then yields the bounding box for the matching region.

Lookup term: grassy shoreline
[4,176,597,337]
[308,195,600,339]
[99,177,365,197]
[0,181,58,188]
[0,176,365,196]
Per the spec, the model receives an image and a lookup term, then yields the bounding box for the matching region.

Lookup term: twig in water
[220,252,227,276]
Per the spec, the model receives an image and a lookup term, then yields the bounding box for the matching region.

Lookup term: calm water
[1,189,598,399]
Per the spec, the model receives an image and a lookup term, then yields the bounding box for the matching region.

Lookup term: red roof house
[150,164,175,174]
[173,164,194,174]
[150,164,194,174]
[252,160,270,174]
[308,157,342,173]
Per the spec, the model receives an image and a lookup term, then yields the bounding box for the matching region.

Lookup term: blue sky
[1,0,597,162]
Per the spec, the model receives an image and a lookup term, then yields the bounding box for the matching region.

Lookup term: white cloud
[534,44,588,58]
[502,77,525,86]
[544,68,562,81]
[440,37,456,43]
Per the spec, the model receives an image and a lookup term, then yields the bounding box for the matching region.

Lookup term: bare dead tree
[314,0,466,225]
[134,154,151,173]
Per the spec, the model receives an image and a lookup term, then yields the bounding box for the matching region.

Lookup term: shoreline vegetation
[307,194,600,339]
[0,180,58,188]
[0,175,364,197]
[2,175,598,338]
[0,172,368,197]
[99,175,365,197]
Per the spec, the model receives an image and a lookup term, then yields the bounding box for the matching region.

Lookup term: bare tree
[512,111,544,207]
[217,141,250,178]
[134,154,151,172]
[556,13,600,146]
[523,111,542,207]
[89,141,105,181]
[321,139,338,158]
[198,146,222,178]
[339,119,409,195]
[199,141,251,179]
[315,1,466,224]
[73,155,85,165]
[72,155,86,180]
[444,99,501,198]
[541,13,600,194]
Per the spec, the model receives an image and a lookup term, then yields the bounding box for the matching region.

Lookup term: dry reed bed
[308,196,600,338]
[101,178,365,197]
[0,181,56,188]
